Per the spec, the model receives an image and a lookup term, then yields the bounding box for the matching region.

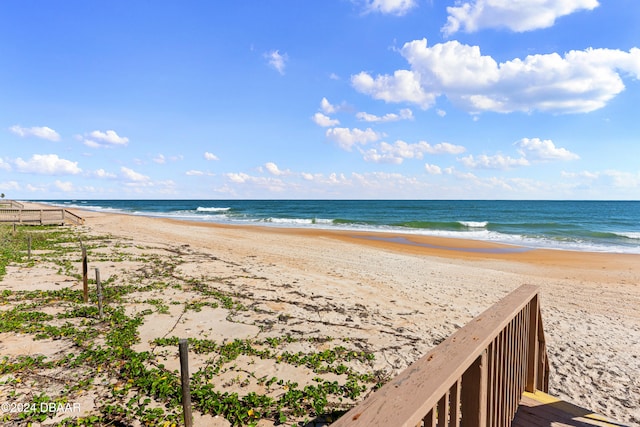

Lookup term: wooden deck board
[513,391,628,427]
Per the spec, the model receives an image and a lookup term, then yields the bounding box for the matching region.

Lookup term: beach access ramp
[0,201,84,226]
[332,284,622,427]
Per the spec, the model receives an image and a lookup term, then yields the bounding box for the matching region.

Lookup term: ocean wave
[196,207,231,212]
[613,231,640,240]
[260,217,337,225]
[263,217,315,225]
[395,221,470,231]
[458,221,488,228]
[333,218,379,226]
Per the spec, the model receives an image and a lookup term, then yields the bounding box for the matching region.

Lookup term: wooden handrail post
[179,339,193,427]
[95,268,104,319]
[537,313,550,392]
[526,295,539,393]
[81,243,88,303]
[460,350,488,427]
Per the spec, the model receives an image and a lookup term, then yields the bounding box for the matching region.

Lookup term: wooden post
[460,351,488,427]
[95,268,103,319]
[526,296,539,393]
[81,244,88,303]
[179,339,193,427]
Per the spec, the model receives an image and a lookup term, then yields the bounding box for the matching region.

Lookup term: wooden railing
[333,284,549,427]
[0,209,84,226]
[0,200,24,209]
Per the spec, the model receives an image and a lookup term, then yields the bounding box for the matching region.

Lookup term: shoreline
[24,199,640,255]
[79,206,640,281]
[27,200,640,262]
[3,203,640,424]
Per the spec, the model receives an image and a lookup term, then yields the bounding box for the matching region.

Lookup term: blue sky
[1,0,639,200]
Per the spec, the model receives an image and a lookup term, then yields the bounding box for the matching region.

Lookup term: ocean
[37,200,640,254]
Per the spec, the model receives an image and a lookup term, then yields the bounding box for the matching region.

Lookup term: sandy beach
[1,205,639,425]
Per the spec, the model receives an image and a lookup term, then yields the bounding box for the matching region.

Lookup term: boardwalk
[0,206,84,226]
[513,391,625,427]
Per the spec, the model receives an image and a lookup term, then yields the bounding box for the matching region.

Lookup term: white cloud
[0,158,11,171]
[319,97,350,115]
[266,50,288,75]
[226,172,251,183]
[341,171,431,197]
[352,70,437,108]
[204,152,219,161]
[54,180,74,192]
[424,163,443,174]
[362,147,404,164]
[362,140,466,163]
[320,98,336,114]
[515,138,580,161]
[595,170,640,189]
[356,108,414,123]
[223,172,287,193]
[9,125,61,142]
[312,112,340,127]
[325,127,383,151]
[0,181,20,191]
[93,168,117,179]
[328,172,348,185]
[320,97,336,114]
[361,0,417,15]
[443,0,599,35]
[436,109,447,117]
[14,154,82,175]
[151,154,183,164]
[208,165,616,199]
[561,170,599,180]
[354,38,640,114]
[264,162,290,176]
[120,166,149,182]
[424,142,467,155]
[459,154,530,169]
[83,130,129,148]
[25,183,46,193]
[564,169,640,188]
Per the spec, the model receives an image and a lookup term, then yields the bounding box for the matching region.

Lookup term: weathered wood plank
[514,391,618,427]
[526,294,539,393]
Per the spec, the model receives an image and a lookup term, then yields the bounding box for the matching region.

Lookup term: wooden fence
[332,284,549,427]
[0,200,24,209]
[0,208,84,226]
